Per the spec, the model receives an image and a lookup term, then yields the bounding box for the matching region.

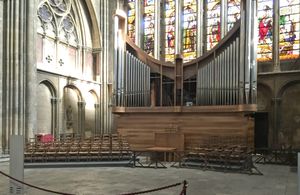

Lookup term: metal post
[235,36,240,104]
[9,135,24,195]
[239,0,245,104]
[298,153,300,194]
[130,54,133,107]
[114,15,119,106]
[232,40,236,105]
[250,0,258,104]
[216,54,220,105]
[221,51,224,105]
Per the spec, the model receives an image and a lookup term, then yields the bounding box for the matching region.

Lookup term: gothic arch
[85,90,100,136]
[257,82,272,111]
[37,80,58,135]
[39,79,57,98]
[88,89,99,104]
[277,80,300,98]
[64,84,84,102]
[83,0,101,49]
[276,80,300,147]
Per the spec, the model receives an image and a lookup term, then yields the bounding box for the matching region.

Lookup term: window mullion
[273,0,280,71]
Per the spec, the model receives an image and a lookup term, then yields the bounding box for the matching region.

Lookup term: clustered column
[1,0,37,152]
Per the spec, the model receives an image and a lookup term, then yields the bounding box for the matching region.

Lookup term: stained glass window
[144,0,155,56]
[127,0,136,42]
[207,0,221,50]
[227,0,240,30]
[183,0,197,61]
[165,0,176,62]
[279,0,300,60]
[257,0,273,62]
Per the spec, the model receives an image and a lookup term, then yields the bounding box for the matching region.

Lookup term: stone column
[2,0,37,152]
[94,104,100,135]
[93,0,114,134]
[78,101,86,137]
[51,98,59,138]
[150,82,156,107]
[0,0,4,153]
[174,54,183,106]
[26,0,38,140]
[272,97,281,147]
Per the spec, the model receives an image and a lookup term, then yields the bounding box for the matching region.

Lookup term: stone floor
[0,161,297,195]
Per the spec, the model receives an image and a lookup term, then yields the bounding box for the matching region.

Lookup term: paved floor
[0,161,297,195]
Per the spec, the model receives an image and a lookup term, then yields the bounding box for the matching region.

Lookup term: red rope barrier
[0,171,75,195]
[120,180,187,195]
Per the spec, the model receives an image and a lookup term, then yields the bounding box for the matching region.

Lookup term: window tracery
[37,0,78,45]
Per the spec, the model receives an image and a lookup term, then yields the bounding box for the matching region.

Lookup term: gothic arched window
[227,0,240,30]
[257,0,273,62]
[37,0,96,80]
[127,0,136,42]
[182,0,197,61]
[144,0,155,56]
[279,0,300,61]
[37,0,79,70]
[165,0,176,62]
[206,0,221,50]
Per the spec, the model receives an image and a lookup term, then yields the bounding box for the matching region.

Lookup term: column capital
[51,98,59,103]
[77,101,86,107]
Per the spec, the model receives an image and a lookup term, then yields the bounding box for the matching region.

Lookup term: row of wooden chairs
[24,134,132,162]
[182,144,254,172]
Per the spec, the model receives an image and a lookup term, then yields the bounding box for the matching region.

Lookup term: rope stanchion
[179,180,188,195]
[120,180,188,195]
[0,171,75,195]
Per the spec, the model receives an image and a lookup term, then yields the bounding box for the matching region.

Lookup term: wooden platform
[113,105,256,150]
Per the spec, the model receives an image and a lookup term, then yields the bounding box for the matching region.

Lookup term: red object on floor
[36,134,54,143]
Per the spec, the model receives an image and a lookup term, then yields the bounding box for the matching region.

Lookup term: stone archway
[37,80,58,137]
[277,81,300,148]
[85,90,99,137]
[63,85,84,135]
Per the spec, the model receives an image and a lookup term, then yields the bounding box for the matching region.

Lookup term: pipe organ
[196,24,242,106]
[113,0,257,150]
[114,50,151,107]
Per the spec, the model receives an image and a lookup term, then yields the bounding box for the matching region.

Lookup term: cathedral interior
[0,0,299,194]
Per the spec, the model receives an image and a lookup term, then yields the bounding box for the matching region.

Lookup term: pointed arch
[64,84,83,102]
[39,79,57,98]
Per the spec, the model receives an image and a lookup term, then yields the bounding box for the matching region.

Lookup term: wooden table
[145,147,176,168]
[130,147,177,168]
